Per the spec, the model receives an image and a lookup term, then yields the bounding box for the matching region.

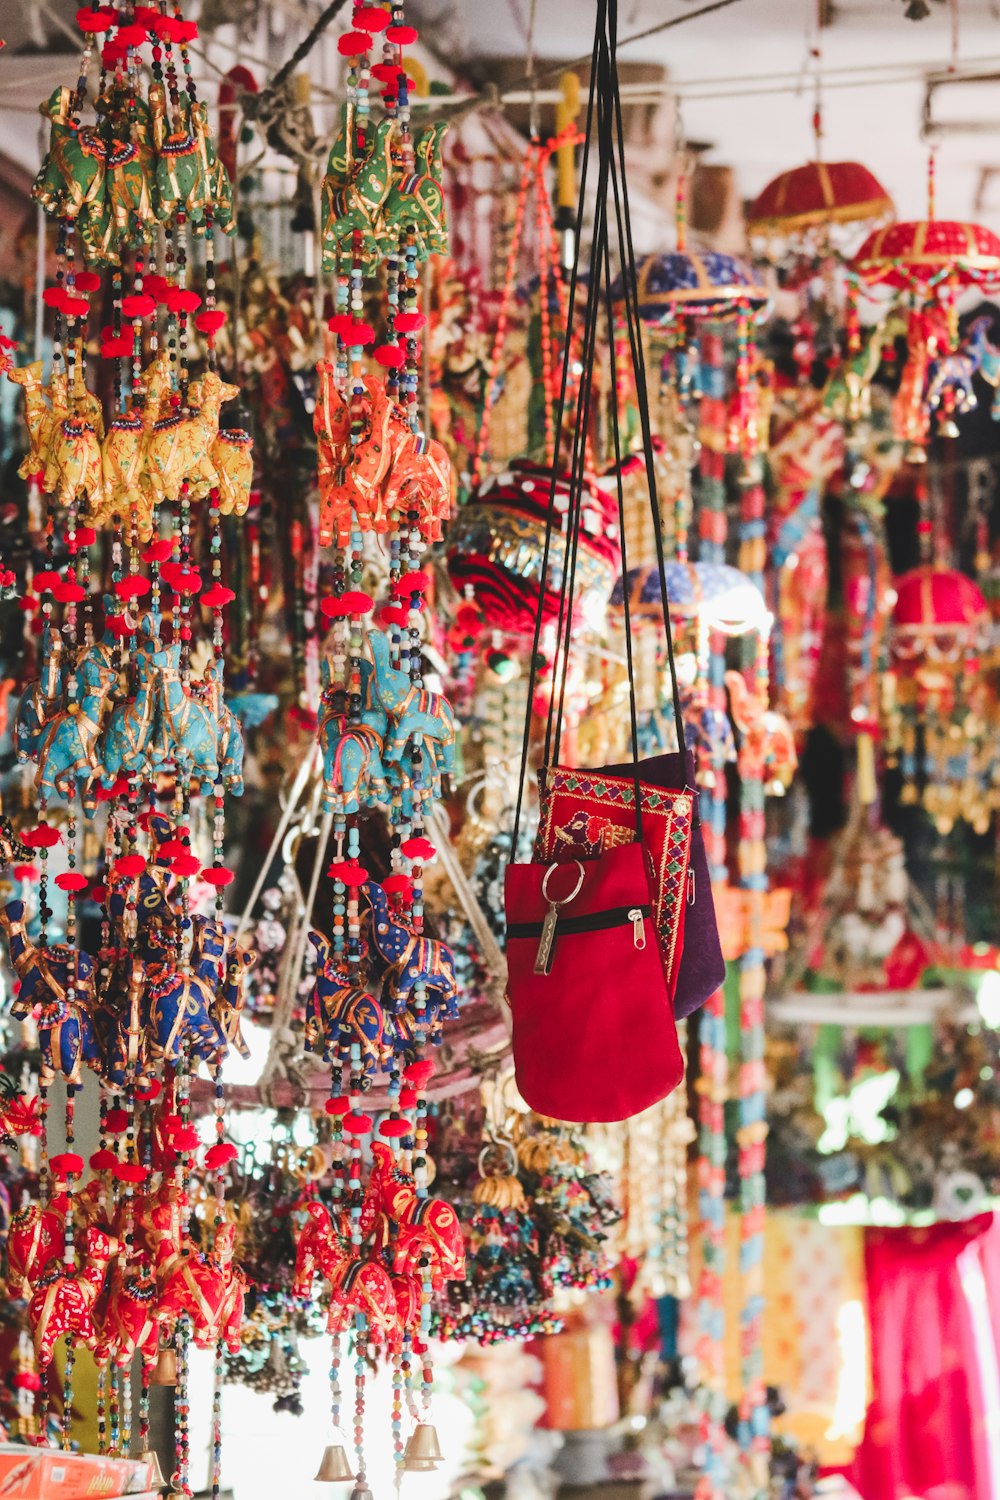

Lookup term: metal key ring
[541,858,586,907]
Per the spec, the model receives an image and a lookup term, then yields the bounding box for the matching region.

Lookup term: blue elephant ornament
[305,930,386,1082]
[0,900,101,1084]
[361,879,459,1021]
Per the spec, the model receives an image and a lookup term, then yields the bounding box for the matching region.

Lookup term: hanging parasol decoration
[627,250,769,325]
[613,560,771,638]
[851,217,1000,292]
[747,159,894,237]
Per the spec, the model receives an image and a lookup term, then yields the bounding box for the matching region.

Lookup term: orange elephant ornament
[212,427,254,516]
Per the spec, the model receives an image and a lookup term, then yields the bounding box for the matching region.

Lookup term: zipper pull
[628,907,646,950]
[688,868,696,906]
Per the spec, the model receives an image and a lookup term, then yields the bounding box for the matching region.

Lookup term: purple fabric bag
[601,750,724,1019]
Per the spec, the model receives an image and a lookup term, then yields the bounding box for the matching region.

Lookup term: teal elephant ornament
[151,645,221,792]
[98,618,167,786]
[198,660,245,795]
[304,930,386,1083]
[364,629,456,776]
[16,624,66,762]
[318,685,389,814]
[35,627,118,807]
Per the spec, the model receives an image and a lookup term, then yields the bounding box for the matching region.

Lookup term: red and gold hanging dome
[747,159,894,236]
[891,565,988,657]
[852,219,1000,290]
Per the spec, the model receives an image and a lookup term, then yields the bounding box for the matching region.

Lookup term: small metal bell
[314,1445,355,1483]
[348,1487,373,1500]
[402,1423,444,1471]
[150,1347,177,1386]
[136,1450,166,1490]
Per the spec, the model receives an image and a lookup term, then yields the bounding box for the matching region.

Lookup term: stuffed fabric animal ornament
[212,427,254,516]
[368,1141,465,1289]
[362,879,458,1020]
[7,1197,69,1297]
[321,106,397,269]
[0,901,101,1085]
[33,87,107,226]
[304,931,386,1080]
[29,1227,120,1368]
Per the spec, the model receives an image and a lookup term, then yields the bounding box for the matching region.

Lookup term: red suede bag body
[504,840,684,1124]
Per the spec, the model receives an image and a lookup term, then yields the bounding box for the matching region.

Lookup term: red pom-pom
[374,343,405,369]
[200,866,234,887]
[89,884,107,903]
[113,854,146,878]
[160,562,201,594]
[156,837,187,859]
[327,860,369,886]
[382,873,412,897]
[43,287,69,310]
[104,1107,130,1133]
[50,578,86,604]
[32,569,60,592]
[379,604,407,626]
[326,313,356,339]
[142,538,173,563]
[162,287,202,314]
[170,1126,200,1153]
[371,62,404,83]
[169,853,202,878]
[144,273,170,302]
[200,583,235,608]
[76,6,116,32]
[113,575,151,600]
[394,310,426,333]
[135,1079,161,1103]
[343,321,375,346]
[74,270,101,293]
[400,836,436,862]
[13,1371,42,1392]
[94,777,129,802]
[55,872,88,893]
[49,1152,84,1178]
[338,29,373,55]
[113,1161,148,1184]
[22,824,61,850]
[325,1097,350,1116]
[76,525,97,546]
[343,1112,373,1135]
[398,1087,417,1108]
[89,1148,118,1172]
[105,612,135,639]
[121,293,156,319]
[403,1059,435,1088]
[386,22,418,42]
[13,865,39,882]
[378,1118,409,1138]
[63,295,91,319]
[195,309,227,334]
[115,22,146,47]
[204,1142,238,1169]
[100,335,133,359]
[394,569,431,595]
[175,18,198,42]
[354,5,390,29]
[340,589,374,615]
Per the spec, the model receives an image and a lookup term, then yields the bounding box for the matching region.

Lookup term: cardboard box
[0,1446,153,1500]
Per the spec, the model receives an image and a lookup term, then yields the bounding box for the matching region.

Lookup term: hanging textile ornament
[852,218,1000,291]
[626,250,768,325]
[747,159,894,239]
[446,461,621,635]
[884,564,996,833]
[612,560,771,639]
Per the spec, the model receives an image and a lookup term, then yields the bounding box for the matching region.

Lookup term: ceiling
[4,0,1000,235]
[420,0,1000,228]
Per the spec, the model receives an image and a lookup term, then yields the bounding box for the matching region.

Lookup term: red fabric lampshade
[892,565,987,634]
[852,219,1000,289]
[748,159,894,235]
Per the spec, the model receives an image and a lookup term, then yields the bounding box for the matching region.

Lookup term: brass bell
[314,1444,355,1483]
[402,1423,444,1471]
[136,1450,167,1490]
[150,1347,177,1386]
[349,1488,373,1500]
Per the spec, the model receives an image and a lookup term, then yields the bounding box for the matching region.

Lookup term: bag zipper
[508,903,652,944]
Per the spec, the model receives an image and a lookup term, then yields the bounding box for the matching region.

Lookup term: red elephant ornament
[28,1227,120,1368]
[325,1256,398,1345]
[368,1141,464,1288]
[95,1259,162,1371]
[7,1195,68,1296]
